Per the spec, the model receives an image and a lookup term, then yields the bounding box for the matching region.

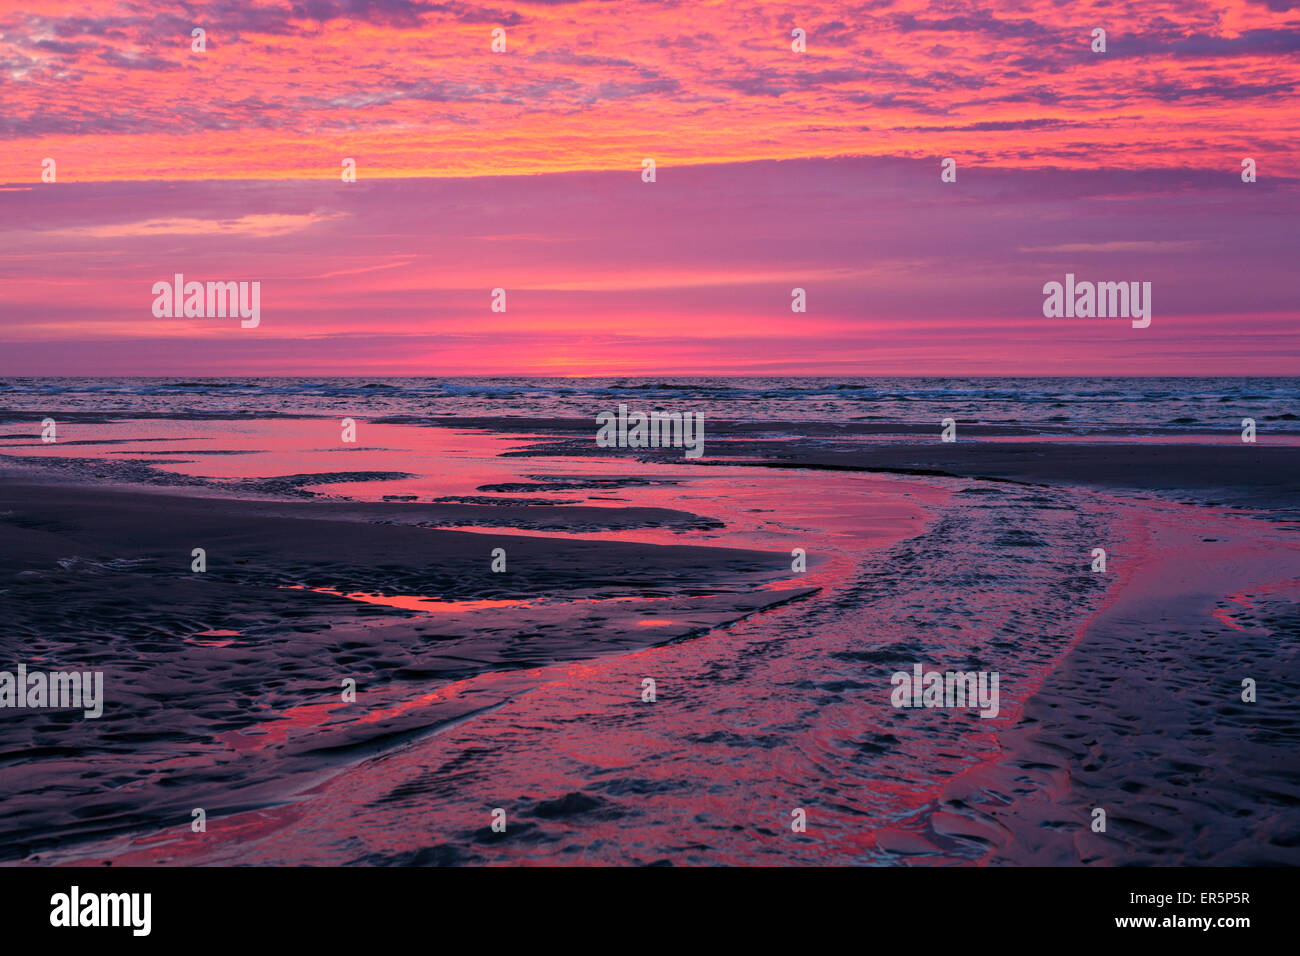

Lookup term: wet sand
[477,418,1300,863]
[2,414,1298,865]
[947,502,1300,865]
[0,476,815,860]
[429,415,1300,516]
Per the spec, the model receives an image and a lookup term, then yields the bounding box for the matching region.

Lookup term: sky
[1,0,1298,376]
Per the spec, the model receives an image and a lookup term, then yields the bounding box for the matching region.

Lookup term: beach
[1,378,1298,865]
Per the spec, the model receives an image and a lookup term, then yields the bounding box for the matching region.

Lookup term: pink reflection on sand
[184,629,243,648]
[1211,592,1253,632]
[0,417,546,495]
[45,467,952,866]
[281,584,530,613]
[1209,576,1300,632]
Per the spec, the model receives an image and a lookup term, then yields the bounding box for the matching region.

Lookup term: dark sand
[915,501,1300,864]
[0,477,811,860]
[374,416,1300,864]
[2,416,1298,864]
[423,415,1300,517]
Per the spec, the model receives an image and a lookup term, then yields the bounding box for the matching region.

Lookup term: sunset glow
[2,0,1297,374]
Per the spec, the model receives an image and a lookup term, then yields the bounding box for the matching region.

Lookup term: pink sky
[1,1,1297,375]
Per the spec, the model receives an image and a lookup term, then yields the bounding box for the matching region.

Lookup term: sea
[1,376,1296,432]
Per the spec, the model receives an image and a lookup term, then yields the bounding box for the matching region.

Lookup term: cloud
[1,0,1298,181]
[1018,241,1210,253]
[42,212,346,239]
[1115,27,1300,59]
